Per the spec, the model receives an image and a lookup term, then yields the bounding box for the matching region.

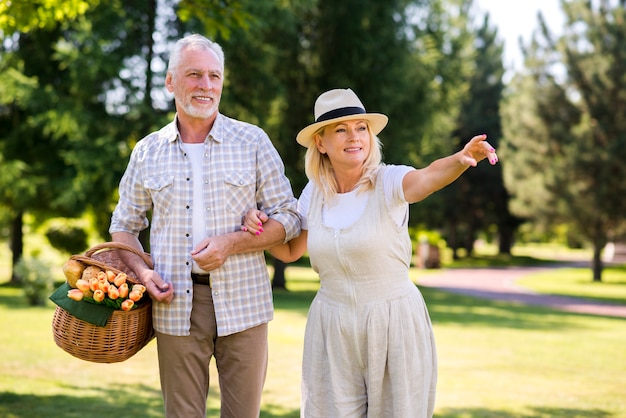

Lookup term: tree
[501,0,626,280]
[0,0,91,35]
[440,6,522,258]
[0,1,172,280]
[397,0,485,247]
[178,0,307,288]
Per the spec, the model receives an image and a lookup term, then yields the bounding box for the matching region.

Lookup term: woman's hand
[460,134,498,167]
[241,208,307,263]
[241,209,269,235]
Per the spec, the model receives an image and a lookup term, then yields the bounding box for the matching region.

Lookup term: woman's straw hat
[296,88,388,147]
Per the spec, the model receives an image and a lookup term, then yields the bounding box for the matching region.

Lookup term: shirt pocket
[144,175,174,214]
[224,171,256,215]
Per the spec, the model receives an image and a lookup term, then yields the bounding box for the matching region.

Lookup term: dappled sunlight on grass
[517,267,626,305]
[1,241,625,417]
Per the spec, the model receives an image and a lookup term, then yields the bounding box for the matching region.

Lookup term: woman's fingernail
[256,231,260,236]
[259,227,264,233]
[242,226,248,232]
[258,222,263,226]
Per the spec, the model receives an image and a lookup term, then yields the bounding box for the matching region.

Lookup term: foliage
[0,0,516,283]
[44,219,88,255]
[434,2,523,258]
[13,256,54,306]
[177,0,253,40]
[0,0,92,36]
[0,0,179,276]
[500,0,626,280]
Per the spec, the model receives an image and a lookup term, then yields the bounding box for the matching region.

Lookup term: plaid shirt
[110,113,300,336]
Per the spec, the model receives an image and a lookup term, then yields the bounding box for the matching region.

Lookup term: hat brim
[296,113,388,147]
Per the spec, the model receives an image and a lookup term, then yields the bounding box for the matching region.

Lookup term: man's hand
[191,235,234,271]
[140,269,174,304]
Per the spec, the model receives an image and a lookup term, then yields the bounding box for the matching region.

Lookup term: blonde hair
[304,125,383,201]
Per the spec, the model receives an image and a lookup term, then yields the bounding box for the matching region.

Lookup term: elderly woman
[244,88,498,417]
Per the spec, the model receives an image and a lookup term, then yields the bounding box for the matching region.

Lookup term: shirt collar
[168,113,225,144]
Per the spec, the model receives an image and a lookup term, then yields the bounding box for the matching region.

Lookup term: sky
[473,0,565,74]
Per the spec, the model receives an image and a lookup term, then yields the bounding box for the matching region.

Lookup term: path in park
[416,264,626,318]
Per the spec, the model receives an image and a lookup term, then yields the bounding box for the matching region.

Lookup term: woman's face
[315,119,371,169]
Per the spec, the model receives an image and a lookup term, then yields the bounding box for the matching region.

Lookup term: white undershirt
[298,165,413,230]
[182,143,207,273]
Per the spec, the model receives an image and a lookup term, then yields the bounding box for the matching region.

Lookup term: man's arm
[111,231,174,304]
[190,218,285,271]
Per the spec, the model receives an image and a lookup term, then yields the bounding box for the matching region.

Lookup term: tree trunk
[10,212,24,283]
[448,224,460,260]
[272,258,287,290]
[463,227,475,257]
[463,231,474,257]
[592,242,603,282]
[498,225,514,256]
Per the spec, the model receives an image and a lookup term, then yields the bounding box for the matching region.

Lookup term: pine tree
[501,0,626,280]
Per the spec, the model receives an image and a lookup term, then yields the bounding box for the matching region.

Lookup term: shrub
[45,221,88,255]
[14,257,54,306]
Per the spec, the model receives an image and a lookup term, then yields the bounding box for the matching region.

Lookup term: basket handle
[84,241,154,269]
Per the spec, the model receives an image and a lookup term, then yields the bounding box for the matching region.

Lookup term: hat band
[315,106,365,123]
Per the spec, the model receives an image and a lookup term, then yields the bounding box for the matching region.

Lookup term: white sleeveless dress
[301,168,438,418]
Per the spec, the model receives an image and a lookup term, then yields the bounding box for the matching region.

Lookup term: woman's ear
[314,133,326,154]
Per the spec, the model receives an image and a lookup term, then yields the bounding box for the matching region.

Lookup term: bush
[45,221,88,255]
[14,257,54,306]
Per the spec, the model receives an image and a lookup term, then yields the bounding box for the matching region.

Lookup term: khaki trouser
[156,284,268,418]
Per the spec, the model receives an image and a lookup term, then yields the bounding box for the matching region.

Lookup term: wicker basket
[52,242,155,363]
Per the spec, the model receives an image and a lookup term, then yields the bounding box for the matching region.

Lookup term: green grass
[423,285,626,417]
[1,264,626,417]
[2,238,626,417]
[517,265,626,305]
[445,242,593,268]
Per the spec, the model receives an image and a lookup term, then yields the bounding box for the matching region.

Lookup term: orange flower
[98,278,109,293]
[120,299,135,311]
[93,289,105,303]
[75,279,91,293]
[89,278,99,292]
[131,284,146,295]
[118,283,129,299]
[113,272,127,287]
[67,289,84,301]
[128,290,143,302]
[106,270,117,282]
[108,284,120,300]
